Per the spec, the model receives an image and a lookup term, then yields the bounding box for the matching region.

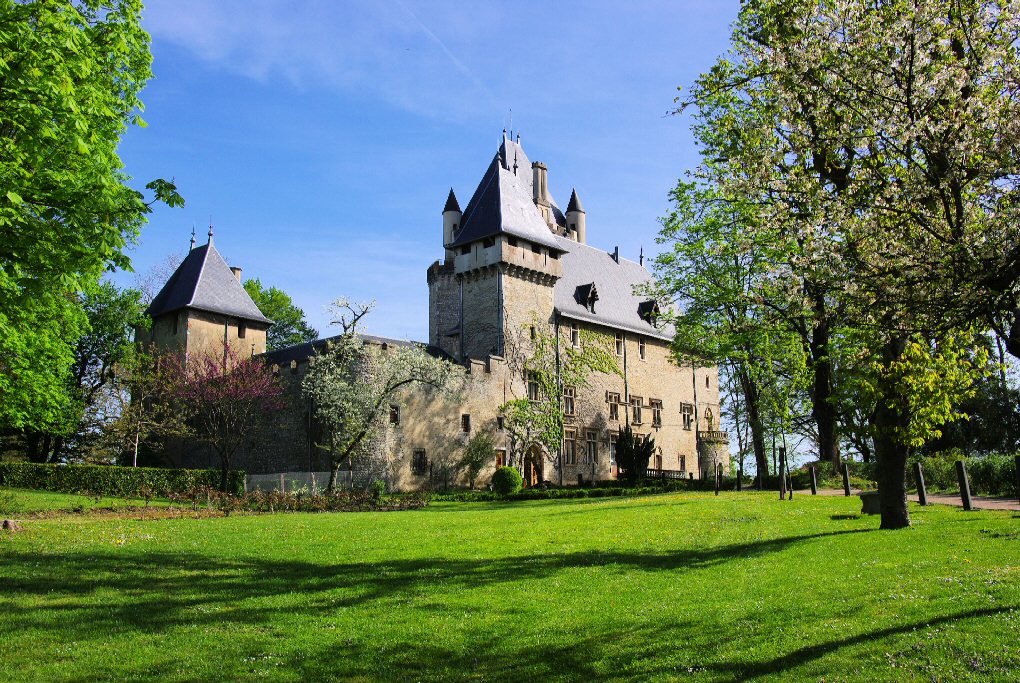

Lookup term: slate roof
[566,189,584,213]
[443,188,460,213]
[262,333,453,366]
[552,236,673,341]
[448,137,564,251]
[145,240,273,325]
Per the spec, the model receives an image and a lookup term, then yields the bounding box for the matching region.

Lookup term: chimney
[531,161,554,230]
[230,266,242,282]
[611,246,619,263]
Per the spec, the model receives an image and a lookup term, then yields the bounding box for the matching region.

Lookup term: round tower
[566,189,586,244]
[442,188,462,260]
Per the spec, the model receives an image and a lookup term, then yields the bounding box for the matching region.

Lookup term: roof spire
[189,225,196,250]
[207,217,214,245]
[567,188,584,213]
[443,187,461,213]
[640,246,644,266]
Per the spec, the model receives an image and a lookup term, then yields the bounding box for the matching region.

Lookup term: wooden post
[913,461,928,506]
[841,463,851,497]
[737,466,743,492]
[809,465,818,495]
[279,473,285,493]
[778,448,787,500]
[715,463,721,496]
[956,460,973,511]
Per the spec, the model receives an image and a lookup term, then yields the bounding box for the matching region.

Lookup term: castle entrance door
[523,446,544,487]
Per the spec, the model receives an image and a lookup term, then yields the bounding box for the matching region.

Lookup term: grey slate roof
[443,188,460,213]
[145,240,273,325]
[449,137,563,251]
[552,236,673,341]
[566,189,584,213]
[262,333,453,366]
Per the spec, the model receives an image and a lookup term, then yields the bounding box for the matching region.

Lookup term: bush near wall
[0,462,245,497]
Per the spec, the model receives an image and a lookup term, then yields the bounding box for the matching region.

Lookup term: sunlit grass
[0,490,1017,681]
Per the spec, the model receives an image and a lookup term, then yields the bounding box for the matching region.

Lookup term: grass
[0,487,169,515]
[0,489,1017,682]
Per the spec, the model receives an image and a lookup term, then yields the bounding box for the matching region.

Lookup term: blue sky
[116,0,740,340]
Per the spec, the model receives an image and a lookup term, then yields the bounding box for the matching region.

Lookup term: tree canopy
[243,278,318,351]
[677,0,1020,528]
[0,0,182,432]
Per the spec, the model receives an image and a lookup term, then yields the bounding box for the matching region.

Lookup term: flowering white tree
[302,299,463,491]
[683,0,1020,527]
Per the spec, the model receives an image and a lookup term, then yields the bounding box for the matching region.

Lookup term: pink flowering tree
[176,344,284,491]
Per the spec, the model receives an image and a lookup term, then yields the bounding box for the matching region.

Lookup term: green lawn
[0,487,169,515]
[0,490,1017,682]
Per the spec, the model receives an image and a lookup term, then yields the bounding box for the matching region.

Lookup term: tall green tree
[24,282,147,462]
[0,0,182,433]
[682,0,1020,528]
[243,278,318,351]
[651,181,808,480]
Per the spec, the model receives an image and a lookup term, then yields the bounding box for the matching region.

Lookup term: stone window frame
[461,414,471,433]
[614,333,624,356]
[681,402,694,431]
[570,322,579,348]
[649,399,663,428]
[585,430,598,464]
[497,415,505,431]
[606,391,621,421]
[609,431,618,467]
[631,396,644,425]
[412,449,428,475]
[389,404,400,426]
[527,372,541,402]
[564,428,577,465]
[638,337,646,360]
[563,386,576,417]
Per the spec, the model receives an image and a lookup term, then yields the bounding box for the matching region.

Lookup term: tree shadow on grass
[0,529,872,643]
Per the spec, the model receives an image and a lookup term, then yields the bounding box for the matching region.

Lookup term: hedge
[906,452,1018,497]
[0,462,245,497]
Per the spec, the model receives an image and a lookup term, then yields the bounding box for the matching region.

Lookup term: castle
[143,134,728,489]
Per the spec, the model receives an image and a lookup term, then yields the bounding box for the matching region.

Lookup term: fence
[246,471,351,493]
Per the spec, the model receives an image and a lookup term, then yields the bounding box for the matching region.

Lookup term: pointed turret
[442,187,462,258]
[566,188,586,244]
[443,188,461,214]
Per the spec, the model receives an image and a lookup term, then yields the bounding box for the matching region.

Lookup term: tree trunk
[328,460,340,493]
[872,335,911,529]
[26,432,43,463]
[219,457,231,493]
[737,365,769,481]
[808,296,840,472]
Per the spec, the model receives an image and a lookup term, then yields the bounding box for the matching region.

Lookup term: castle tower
[429,134,564,361]
[143,229,272,365]
[565,189,586,244]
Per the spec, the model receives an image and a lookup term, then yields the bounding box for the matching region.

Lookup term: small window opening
[461,414,471,433]
[570,322,579,347]
[412,449,428,475]
[238,322,246,339]
[639,337,646,360]
[390,404,400,425]
[483,237,495,248]
[497,415,505,430]
[460,245,471,255]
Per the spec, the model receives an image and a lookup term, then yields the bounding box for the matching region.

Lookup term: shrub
[0,462,245,498]
[491,466,523,496]
[370,478,386,500]
[907,451,1017,497]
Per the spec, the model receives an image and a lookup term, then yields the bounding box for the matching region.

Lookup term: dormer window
[460,245,470,255]
[574,283,599,313]
[638,300,660,324]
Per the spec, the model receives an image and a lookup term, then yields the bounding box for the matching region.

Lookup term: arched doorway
[523,445,544,487]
